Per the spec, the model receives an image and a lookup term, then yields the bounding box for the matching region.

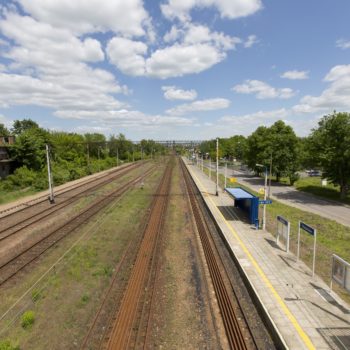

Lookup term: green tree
[12,127,50,171]
[0,123,10,136]
[309,111,350,199]
[245,121,300,183]
[11,118,39,135]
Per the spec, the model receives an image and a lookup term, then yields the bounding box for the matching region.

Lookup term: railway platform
[184,158,350,350]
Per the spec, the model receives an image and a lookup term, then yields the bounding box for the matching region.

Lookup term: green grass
[0,187,39,205]
[294,177,350,205]
[264,175,350,205]
[198,164,350,303]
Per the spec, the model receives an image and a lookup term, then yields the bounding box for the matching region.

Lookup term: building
[0,136,15,179]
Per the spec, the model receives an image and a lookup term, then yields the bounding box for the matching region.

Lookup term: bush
[2,166,37,190]
[0,340,20,350]
[289,172,300,185]
[21,310,35,329]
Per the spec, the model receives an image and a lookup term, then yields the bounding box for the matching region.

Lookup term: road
[205,162,350,227]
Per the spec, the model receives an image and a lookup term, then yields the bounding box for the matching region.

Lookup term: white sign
[332,254,350,293]
[276,216,290,253]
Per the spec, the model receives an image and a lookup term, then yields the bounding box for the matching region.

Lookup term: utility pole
[46,144,55,204]
[201,155,204,172]
[132,147,135,162]
[224,162,227,189]
[263,167,268,230]
[86,143,90,173]
[216,137,219,196]
[209,158,211,179]
[117,148,119,167]
[268,151,273,198]
[98,147,100,172]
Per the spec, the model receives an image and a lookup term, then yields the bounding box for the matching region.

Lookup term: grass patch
[294,177,350,205]
[0,188,39,205]
[0,162,165,349]
[21,311,35,329]
[0,340,20,350]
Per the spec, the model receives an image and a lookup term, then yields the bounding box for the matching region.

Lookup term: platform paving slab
[185,158,350,350]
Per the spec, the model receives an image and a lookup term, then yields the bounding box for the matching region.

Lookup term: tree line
[0,119,165,192]
[199,111,350,199]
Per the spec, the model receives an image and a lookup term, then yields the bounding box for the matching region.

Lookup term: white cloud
[162,86,197,101]
[56,109,194,129]
[244,35,258,48]
[336,39,350,50]
[0,11,128,115]
[107,23,239,79]
[163,25,182,43]
[281,70,309,80]
[166,98,230,115]
[146,43,225,79]
[221,108,289,123]
[232,80,296,99]
[161,0,262,21]
[293,64,350,113]
[16,0,151,37]
[107,37,147,76]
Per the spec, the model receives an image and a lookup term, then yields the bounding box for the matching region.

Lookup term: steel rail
[0,166,155,286]
[180,159,254,350]
[0,162,144,242]
[0,162,142,219]
[104,160,173,349]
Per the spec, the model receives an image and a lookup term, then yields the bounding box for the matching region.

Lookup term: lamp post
[209,158,211,179]
[216,137,219,196]
[256,163,267,230]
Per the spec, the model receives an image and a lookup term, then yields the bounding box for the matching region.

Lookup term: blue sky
[0,0,349,140]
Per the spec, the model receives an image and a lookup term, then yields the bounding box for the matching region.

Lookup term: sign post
[297,221,317,277]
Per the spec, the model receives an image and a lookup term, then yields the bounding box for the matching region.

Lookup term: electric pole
[216,137,219,196]
[46,144,55,204]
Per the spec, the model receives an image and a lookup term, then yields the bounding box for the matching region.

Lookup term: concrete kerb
[183,159,289,349]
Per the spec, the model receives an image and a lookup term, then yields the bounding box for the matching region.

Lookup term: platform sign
[331,254,350,293]
[229,177,237,183]
[258,188,265,195]
[276,215,290,252]
[297,221,317,277]
[259,199,272,205]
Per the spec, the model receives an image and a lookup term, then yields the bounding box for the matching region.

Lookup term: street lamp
[256,163,267,230]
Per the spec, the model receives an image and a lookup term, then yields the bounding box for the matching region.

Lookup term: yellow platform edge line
[190,167,316,350]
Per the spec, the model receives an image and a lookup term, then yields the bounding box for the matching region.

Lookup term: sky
[0,0,349,140]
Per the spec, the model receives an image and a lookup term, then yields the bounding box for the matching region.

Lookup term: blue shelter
[225,187,259,228]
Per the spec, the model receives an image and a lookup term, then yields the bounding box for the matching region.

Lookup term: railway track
[103,158,173,349]
[180,159,258,350]
[0,161,142,220]
[0,165,155,286]
[0,162,144,242]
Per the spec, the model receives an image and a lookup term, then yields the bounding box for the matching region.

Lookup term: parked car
[307,170,322,177]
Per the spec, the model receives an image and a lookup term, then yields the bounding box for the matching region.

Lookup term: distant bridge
[132,140,205,148]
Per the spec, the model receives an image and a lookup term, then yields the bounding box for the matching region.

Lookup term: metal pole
[201,156,204,172]
[224,162,227,189]
[297,221,301,262]
[98,147,100,172]
[46,144,54,204]
[209,158,211,179]
[216,138,219,196]
[269,151,272,198]
[312,230,317,277]
[263,167,267,230]
[286,222,290,253]
[117,148,119,167]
